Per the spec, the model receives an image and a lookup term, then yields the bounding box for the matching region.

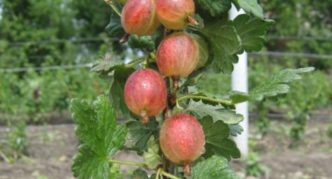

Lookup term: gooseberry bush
[70,0,313,178]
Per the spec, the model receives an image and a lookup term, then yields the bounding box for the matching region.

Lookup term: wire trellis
[7,37,105,46]
[3,35,332,46]
[1,34,332,73]
[0,63,93,73]
[267,35,332,41]
[0,50,331,73]
[249,51,332,60]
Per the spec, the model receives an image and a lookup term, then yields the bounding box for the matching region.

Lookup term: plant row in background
[0,0,111,161]
[0,69,107,121]
[0,0,331,176]
[0,69,107,162]
[69,0,314,178]
[198,59,332,141]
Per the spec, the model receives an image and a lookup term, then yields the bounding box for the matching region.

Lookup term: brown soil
[0,111,331,179]
[0,124,76,179]
[232,113,332,179]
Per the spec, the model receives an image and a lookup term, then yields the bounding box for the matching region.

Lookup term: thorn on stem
[164,109,172,119]
[120,33,130,43]
[187,16,199,26]
[163,27,169,37]
[172,77,179,91]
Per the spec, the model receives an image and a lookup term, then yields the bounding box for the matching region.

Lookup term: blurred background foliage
[0,0,331,160]
[0,0,110,118]
[0,0,110,159]
[197,0,332,141]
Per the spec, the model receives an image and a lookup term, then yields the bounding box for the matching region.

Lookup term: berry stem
[169,77,179,108]
[109,159,180,179]
[143,58,149,68]
[163,77,172,120]
[155,168,162,179]
[140,111,149,124]
[183,163,191,175]
[172,77,179,92]
[160,169,181,179]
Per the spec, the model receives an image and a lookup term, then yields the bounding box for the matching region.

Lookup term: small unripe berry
[124,68,167,123]
[121,0,160,36]
[160,113,205,173]
[156,0,195,29]
[156,32,199,77]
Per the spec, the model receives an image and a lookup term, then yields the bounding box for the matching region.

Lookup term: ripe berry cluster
[122,0,206,173]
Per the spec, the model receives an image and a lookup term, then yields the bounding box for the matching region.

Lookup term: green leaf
[105,10,126,53]
[92,54,141,74]
[229,124,243,136]
[186,100,243,125]
[192,34,209,70]
[72,145,111,179]
[106,11,124,37]
[110,163,122,179]
[178,92,235,108]
[92,55,125,73]
[234,0,264,19]
[250,67,315,101]
[178,73,203,93]
[70,96,127,179]
[143,136,162,169]
[128,35,155,51]
[200,20,241,73]
[192,155,239,179]
[223,91,249,104]
[126,120,159,153]
[131,169,149,179]
[109,65,135,117]
[195,0,232,17]
[232,14,273,52]
[201,117,241,159]
[179,91,249,108]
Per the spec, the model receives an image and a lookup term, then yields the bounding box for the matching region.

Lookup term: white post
[229,5,249,158]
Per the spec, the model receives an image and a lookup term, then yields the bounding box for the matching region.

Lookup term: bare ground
[0,124,76,179]
[0,111,331,179]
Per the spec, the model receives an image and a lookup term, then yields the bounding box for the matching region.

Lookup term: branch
[126,58,146,68]
[155,168,162,179]
[104,0,122,17]
[177,95,233,106]
[109,159,146,167]
[160,169,181,179]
